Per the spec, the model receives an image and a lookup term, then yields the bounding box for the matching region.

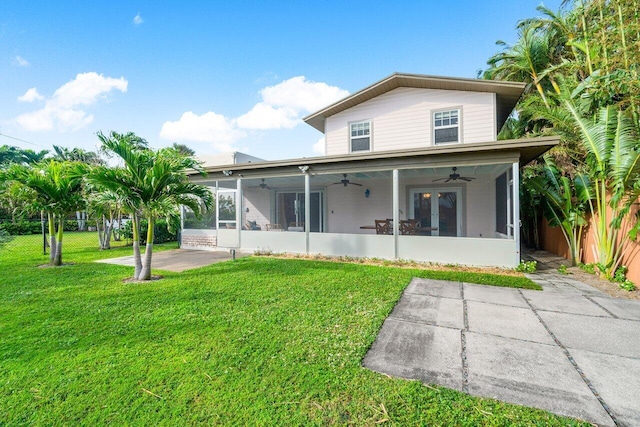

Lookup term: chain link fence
[0,215,131,254]
[0,215,180,255]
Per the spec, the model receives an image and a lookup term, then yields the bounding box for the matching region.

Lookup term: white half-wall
[397,235,517,267]
[309,233,395,259]
[241,231,306,254]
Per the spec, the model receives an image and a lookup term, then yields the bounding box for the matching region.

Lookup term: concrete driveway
[363,272,640,426]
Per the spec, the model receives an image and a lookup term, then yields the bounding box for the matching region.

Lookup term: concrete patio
[363,273,640,426]
[95,248,248,272]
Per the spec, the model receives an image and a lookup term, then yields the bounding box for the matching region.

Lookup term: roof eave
[193,136,559,178]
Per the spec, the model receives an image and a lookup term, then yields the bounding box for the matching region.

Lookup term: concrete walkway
[96,249,247,272]
[363,272,640,426]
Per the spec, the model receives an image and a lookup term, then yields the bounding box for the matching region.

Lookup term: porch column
[393,169,399,259]
[512,162,521,266]
[215,180,219,230]
[304,172,310,254]
[236,178,242,248]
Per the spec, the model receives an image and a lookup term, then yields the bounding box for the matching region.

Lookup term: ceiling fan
[248,178,278,190]
[433,167,476,182]
[331,173,362,187]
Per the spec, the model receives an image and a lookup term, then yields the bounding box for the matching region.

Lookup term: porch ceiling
[190,136,559,183]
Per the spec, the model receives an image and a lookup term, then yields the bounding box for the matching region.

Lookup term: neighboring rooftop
[197,152,265,167]
[303,72,526,134]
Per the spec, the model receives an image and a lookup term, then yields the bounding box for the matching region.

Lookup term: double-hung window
[350,121,371,152]
[433,109,460,144]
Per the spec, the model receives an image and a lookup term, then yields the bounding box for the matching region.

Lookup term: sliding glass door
[276,191,323,232]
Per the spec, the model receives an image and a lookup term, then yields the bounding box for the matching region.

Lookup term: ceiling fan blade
[432,177,447,182]
[350,182,363,186]
[445,178,452,183]
[459,177,472,182]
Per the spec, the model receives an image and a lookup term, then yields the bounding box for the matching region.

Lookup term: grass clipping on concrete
[0,235,585,426]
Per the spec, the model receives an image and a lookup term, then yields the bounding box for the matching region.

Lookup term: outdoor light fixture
[222,170,233,176]
[364,189,370,198]
[298,165,310,173]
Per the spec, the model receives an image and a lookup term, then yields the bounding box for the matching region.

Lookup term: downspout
[304,172,310,255]
[512,162,521,267]
[393,169,399,260]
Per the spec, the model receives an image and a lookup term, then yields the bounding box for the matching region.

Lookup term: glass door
[409,188,462,236]
[276,191,323,232]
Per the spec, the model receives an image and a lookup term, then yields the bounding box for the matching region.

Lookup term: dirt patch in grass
[122,275,163,283]
[38,263,75,268]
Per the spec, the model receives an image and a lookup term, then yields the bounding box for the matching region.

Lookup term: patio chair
[375,219,392,235]
[399,219,419,235]
[244,220,261,231]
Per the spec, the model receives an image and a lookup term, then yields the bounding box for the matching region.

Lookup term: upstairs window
[350,121,371,152]
[434,109,460,144]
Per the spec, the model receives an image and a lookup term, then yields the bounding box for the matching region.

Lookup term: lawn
[0,235,587,426]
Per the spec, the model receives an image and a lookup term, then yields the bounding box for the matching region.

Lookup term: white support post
[305,172,310,254]
[236,178,242,248]
[393,169,399,259]
[512,162,521,266]
[215,181,219,231]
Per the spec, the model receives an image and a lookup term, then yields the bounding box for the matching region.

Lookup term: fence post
[41,211,46,255]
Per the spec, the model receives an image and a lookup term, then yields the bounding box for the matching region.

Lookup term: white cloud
[236,102,298,130]
[13,56,29,67]
[160,76,348,153]
[15,72,128,132]
[261,76,349,112]
[160,111,246,152]
[17,87,44,103]
[236,76,348,130]
[133,13,143,25]
[312,137,325,155]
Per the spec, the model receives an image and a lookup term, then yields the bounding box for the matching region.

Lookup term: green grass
[0,235,585,426]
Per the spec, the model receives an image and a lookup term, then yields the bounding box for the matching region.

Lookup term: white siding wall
[325,87,496,155]
[325,178,392,233]
[465,177,496,238]
[242,189,271,230]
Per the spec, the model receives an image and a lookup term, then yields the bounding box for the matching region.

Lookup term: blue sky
[0,1,561,161]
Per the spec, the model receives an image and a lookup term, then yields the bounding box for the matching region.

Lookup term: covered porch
[183,137,558,268]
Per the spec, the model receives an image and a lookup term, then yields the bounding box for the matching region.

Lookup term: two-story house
[183,73,558,267]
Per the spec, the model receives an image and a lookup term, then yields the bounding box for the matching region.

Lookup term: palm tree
[526,156,590,265]
[566,102,640,277]
[484,22,557,107]
[91,132,213,281]
[3,160,86,265]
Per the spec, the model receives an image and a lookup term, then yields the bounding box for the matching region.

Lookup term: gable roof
[303,72,526,133]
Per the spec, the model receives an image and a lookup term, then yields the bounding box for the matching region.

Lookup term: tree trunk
[132,213,143,280]
[97,218,104,248]
[113,211,122,241]
[97,215,113,250]
[139,217,154,280]
[48,212,57,264]
[53,216,64,266]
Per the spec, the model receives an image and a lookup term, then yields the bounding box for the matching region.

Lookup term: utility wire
[0,131,47,149]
